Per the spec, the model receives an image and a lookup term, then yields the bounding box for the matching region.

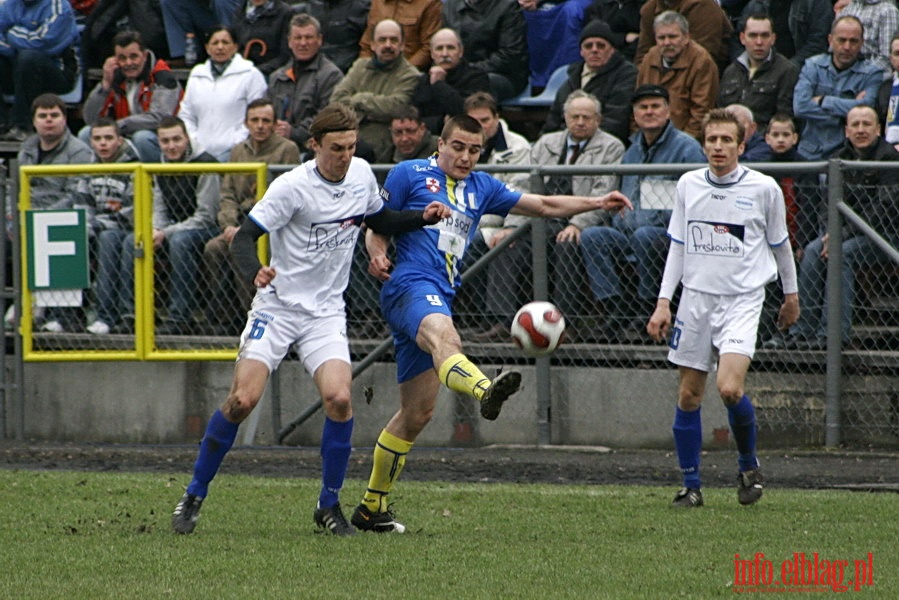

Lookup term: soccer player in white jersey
[647,109,800,508]
[171,104,450,536]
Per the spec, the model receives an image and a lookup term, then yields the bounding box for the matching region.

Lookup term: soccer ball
[510,301,566,357]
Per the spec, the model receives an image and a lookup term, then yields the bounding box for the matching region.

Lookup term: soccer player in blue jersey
[647,109,800,508]
[351,114,632,532]
[171,104,451,536]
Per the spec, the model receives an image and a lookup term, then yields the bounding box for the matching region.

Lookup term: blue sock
[319,417,354,508]
[728,395,759,473]
[187,410,239,498]
[672,406,702,489]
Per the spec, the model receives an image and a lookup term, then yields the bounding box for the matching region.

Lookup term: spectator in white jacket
[178,25,269,161]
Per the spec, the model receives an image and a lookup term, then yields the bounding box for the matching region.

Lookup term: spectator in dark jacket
[541,19,637,145]
[586,0,642,63]
[411,28,491,135]
[379,104,439,164]
[717,13,799,131]
[442,0,529,100]
[741,0,834,68]
[232,0,294,77]
[268,13,344,153]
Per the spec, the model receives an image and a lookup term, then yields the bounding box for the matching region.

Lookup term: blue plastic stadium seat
[500,64,569,108]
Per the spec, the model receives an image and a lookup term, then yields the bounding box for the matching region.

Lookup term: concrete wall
[8,360,742,448]
[19,359,898,448]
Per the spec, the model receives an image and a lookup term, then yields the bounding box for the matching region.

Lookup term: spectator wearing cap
[541,19,637,145]
[579,83,705,342]
[636,10,719,139]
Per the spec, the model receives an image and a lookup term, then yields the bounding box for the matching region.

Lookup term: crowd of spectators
[1,0,896,346]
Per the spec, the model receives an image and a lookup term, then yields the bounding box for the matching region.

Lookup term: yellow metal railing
[19,162,268,362]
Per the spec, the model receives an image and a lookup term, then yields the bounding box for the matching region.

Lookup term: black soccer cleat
[479,370,522,420]
[172,493,204,534]
[671,487,704,508]
[314,502,356,536]
[737,469,764,505]
[351,504,406,533]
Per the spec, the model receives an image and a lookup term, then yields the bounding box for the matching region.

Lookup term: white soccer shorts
[237,292,350,376]
[667,286,765,372]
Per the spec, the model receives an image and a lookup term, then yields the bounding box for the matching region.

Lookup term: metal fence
[10,162,267,361]
[3,160,898,448]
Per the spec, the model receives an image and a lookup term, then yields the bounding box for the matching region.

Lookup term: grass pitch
[1,471,895,599]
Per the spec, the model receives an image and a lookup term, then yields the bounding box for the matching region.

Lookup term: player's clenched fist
[422,201,451,223]
[254,265,276,288]
[647,300,671,344]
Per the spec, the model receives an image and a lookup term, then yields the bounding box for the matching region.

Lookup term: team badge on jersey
[425,177,441,193]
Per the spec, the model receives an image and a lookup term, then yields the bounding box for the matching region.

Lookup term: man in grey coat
[471,90,624,342]
[9,93,93,333]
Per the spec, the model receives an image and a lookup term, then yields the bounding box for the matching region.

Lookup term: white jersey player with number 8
[647,108,800,509]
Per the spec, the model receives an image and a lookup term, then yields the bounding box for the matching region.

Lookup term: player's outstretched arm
[364,201,451,235]
[511,190,632,218]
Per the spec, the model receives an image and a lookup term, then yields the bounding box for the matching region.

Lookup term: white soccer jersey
[247,157,383,314]
[669,166,790,295]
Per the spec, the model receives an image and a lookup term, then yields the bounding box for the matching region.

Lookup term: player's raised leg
[312,359,356,535]
[172,359,269,533]
[423,313,522,420]
[671,366,707,508]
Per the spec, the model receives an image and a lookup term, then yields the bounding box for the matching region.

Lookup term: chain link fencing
[4,160,897,448]
[11,162,266,360]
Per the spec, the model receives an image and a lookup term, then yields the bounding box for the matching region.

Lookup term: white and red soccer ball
[510,301,566,357]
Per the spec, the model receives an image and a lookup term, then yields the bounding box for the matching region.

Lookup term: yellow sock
[438,353,491,401]
[361,430,414,513]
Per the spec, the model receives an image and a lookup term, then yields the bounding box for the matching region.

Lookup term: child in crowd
[765,114,810,253]
[77,118,140,335]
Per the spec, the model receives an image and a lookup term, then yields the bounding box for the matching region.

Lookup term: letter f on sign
[31,211,79,287]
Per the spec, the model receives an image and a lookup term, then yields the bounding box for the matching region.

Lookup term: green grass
[1,471,895,599]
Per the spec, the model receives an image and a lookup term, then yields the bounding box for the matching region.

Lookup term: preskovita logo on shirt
[687,220,745,257]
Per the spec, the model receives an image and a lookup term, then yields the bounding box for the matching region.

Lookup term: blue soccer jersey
[382,157,522,295]
[379,157,522,383]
